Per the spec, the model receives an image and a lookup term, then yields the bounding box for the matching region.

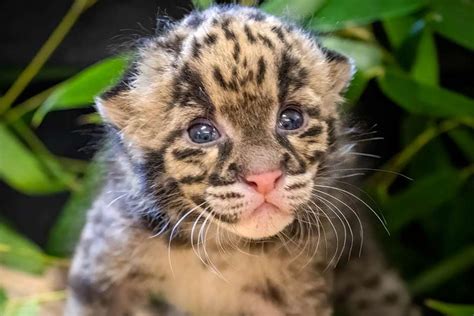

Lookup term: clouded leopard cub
[66,5,417,316]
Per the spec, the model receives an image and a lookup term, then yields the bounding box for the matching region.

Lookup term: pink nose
[244,170,282,195]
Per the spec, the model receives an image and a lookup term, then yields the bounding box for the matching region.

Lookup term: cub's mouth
[205,169,308,240]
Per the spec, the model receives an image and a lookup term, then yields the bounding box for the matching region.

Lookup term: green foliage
[0,222,48,274]
[0,0,473,312]
[426,300,474,316]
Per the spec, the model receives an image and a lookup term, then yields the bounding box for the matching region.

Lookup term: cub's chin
[225,203,295,240]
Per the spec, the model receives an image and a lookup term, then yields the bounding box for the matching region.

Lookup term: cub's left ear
[325,49,355,95]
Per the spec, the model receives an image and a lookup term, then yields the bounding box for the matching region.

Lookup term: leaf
[383,15,417,49]
[384,168,465,232]
[309,0,426,31]
[4,300,40,316]
[261,0,326,20]
[428,0,474,51]
[320,37,383,72]
[378,68,474,118]
[0,288,6,312]
[32,56,128,126]
[192,0,214,9]
[426,299,474,316]
[410,28,439,86]
[0,124,64,195]
[0,221,47,274]
[46,159,104,256]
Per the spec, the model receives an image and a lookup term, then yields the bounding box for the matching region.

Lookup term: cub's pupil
[278,108,304,130]
[188,123,220,143]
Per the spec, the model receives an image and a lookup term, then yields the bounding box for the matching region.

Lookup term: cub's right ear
[95,66,137,129]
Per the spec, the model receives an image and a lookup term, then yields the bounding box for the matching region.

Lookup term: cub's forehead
[137,6,331,113]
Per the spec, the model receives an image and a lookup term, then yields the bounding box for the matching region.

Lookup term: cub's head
[99,6,353,241]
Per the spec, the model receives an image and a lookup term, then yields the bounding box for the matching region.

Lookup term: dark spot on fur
[248,11,266,21]
[69,274,104,305]
[233,42,241,62]
[256,57,266,85]
[355,298,371,310]
[363,274,381,289]
[208,173,235,186]
[258,34,275,49]
[286,182,307,190]
[172,148,205,160]
[299,126,323,138]
[204,33,218,45]
[179,173,207,184]
[383,291,400,305]
[244,24,256,43]
[222,18,236,40]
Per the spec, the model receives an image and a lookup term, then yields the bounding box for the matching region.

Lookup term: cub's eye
[278,108,304,131]
[188,121,220,144]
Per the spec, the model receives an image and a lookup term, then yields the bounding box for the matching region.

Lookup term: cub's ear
[95,67,137,129]
[324,49,355,95]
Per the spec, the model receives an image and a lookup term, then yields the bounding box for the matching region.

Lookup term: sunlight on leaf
[410,28,439,86]
[192,0,214,9]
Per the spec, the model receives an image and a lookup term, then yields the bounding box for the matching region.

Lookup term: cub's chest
[138,241,330,316]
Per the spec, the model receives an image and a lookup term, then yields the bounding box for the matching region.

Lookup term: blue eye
[188,121,220,144]
[278,108,304,131]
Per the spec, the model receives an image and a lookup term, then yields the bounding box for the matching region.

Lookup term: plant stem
[3,86,57,124]
[0,0,97,114]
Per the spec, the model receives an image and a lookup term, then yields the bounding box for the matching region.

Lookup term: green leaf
[384,168,465,232]
[320,37,383,72]
[192,0,214,9]
[383,15,417,49]
[0,221,47,274]
[261,0,326,20]
[4,299,40,316]
[0,288,7,313]
[426,299,474,316]
[428,0,474,50]
[32,56,128,126]
[410,28,439,86]
[378,68,474,118]
[448,128,474,161]
[47,160,103,256]
[0,124,64,195]
[309,0,426,31]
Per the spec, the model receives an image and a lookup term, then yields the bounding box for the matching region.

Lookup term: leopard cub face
[99,5,353,240]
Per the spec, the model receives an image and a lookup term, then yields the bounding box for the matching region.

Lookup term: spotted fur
[66,5,418,316]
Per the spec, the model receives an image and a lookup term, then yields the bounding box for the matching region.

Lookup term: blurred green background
[0,0,473,315]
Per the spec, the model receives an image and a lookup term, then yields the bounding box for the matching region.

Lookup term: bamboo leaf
[0,124,64,195]
[0,221,47,274]
[410,28,439,86]
[310,0,426,31]
[378,68,474,118]
[32,56,128,126]
[409,245,474,294]
[429,0,474,50]
[192,0,214,9]
[426,299,474,316]
[261,0,326,20]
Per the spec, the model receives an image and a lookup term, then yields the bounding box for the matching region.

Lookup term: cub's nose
[244,170,282,195]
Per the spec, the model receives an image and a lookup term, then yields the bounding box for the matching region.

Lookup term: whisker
[314,184,390,235]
